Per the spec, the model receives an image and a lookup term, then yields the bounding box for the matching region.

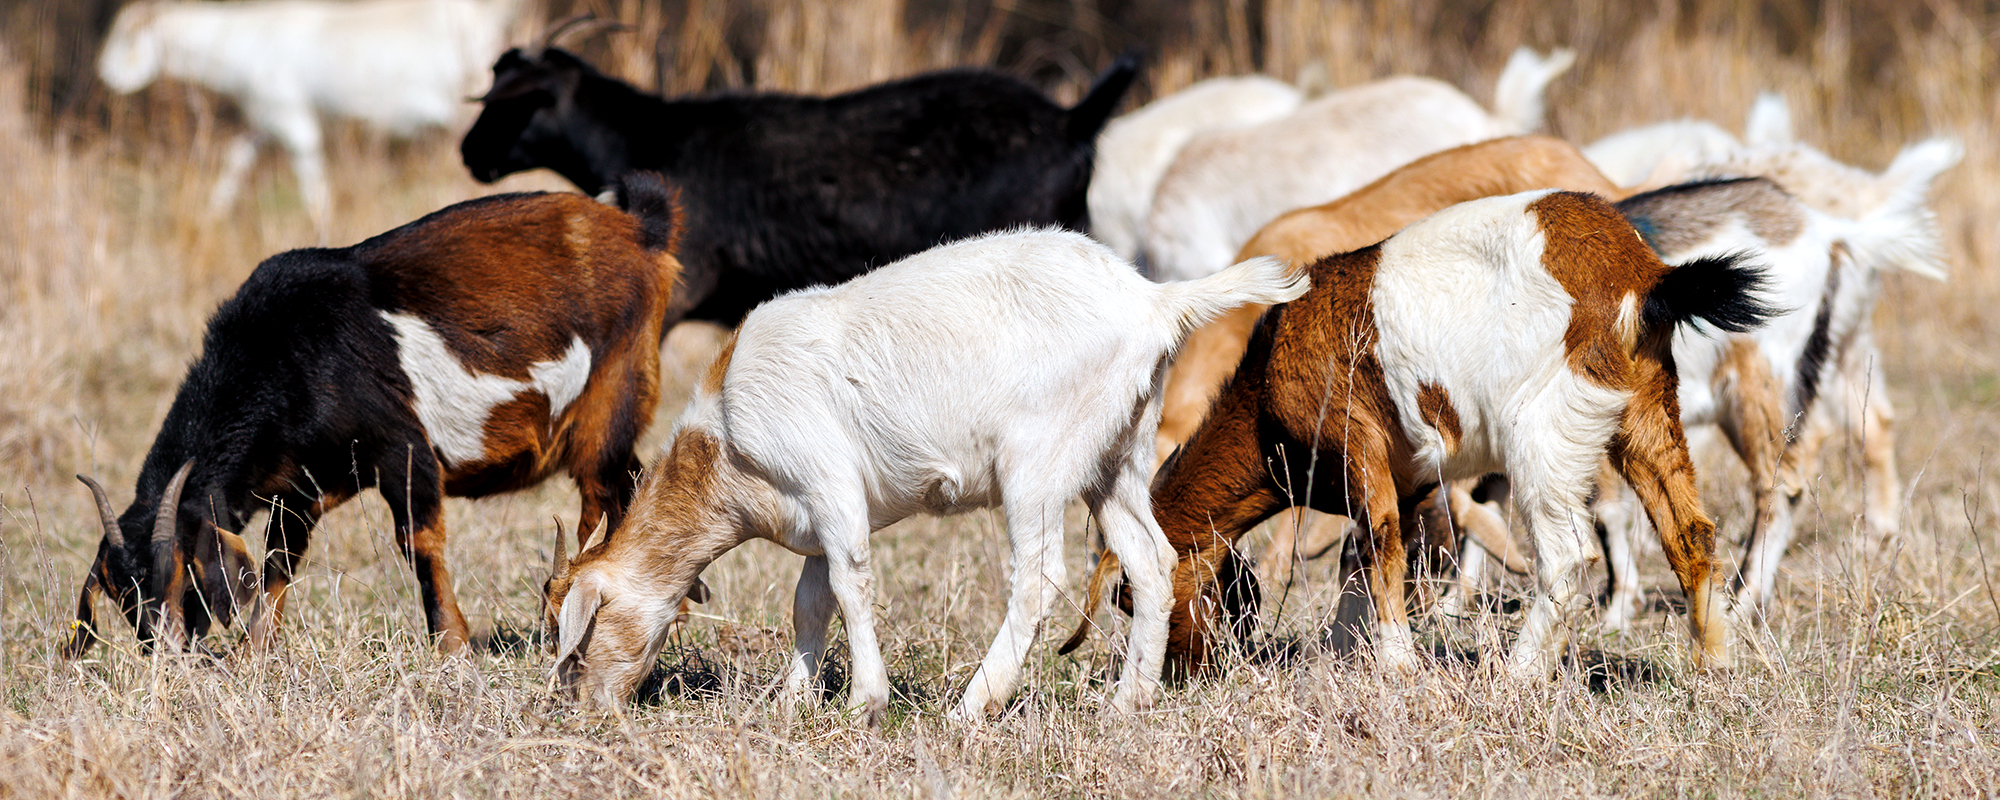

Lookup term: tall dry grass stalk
[1,1,1997,797]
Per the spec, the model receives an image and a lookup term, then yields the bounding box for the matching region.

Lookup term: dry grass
[2,1,1998,797]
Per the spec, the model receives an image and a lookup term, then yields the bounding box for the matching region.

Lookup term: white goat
[1592,138,1957,624]
[1140,47,1575,283]
[97,0,519,235]
[542,229,1308,723]
[1088,75,1305,264]
[1582,92,1794,189]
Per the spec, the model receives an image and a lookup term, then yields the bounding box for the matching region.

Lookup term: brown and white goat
[1148,136,1629,592]
[1069,190,1772,676]
[69,174,693,656]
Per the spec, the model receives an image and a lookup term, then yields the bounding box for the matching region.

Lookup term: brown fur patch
[1416,381,1461,453]
[1158,137,1626,461]
[1529,191,1674,388]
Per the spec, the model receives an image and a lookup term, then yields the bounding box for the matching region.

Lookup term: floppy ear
[203,524,260,625]
[551,576,604,680]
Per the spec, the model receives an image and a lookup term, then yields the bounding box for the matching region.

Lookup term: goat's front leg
[380,446,471,654]
[247,489,351,648]
[1349,456,1417,673]
[820,514,888,727]
[783,556,834,710]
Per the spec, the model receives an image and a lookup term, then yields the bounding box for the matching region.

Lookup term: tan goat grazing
[1069,190,1773,676]
[1148,136,1630,591]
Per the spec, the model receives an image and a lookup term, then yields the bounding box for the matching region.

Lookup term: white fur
[1594,139,1957,624]
[1583,119,1743,188]
[1363,192,1630,675]
[1141,48,1572,283]
[382,311,592,468]
[1088,76,1304,262]
[559,229,1308,721]
[98,0,519,236]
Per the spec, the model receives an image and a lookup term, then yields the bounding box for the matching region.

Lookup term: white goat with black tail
[97,0,521,236]
[542,229,1308,725]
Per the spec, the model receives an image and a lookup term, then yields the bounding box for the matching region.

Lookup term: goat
[1144,136,1626,593]
[1588,142,1954,624]
[1140,47,1575,284]
[461,44,1137,332]
[1088,75,1305,264]
[66,174,689,657]
[542,229,1308,723]
[1064,190,1774,677]
[1581,92,1794,190]
[97,0,520,237]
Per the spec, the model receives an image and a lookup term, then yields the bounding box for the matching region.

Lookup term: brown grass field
[2,0,1997,796]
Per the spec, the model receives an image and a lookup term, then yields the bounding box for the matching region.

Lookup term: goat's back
[1144,76,1517,282]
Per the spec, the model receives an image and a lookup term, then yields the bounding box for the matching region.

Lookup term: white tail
[1845,138,1961,281]
[1491,47,1576,133]
[1155,255,1311,337]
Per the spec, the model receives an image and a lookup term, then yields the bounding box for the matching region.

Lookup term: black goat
[68,174,689,656]
[461,47,1138,326]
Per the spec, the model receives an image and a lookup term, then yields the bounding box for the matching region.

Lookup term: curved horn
[535,13,631,55]
[148,460,195,650]
[76,474,125,551]
[148,460,193,597]
[551,518,571,581]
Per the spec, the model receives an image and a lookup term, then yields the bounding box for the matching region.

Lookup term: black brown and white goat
[543,229,1307,723]
[68,174,687,656]
[1067,190,1773,677]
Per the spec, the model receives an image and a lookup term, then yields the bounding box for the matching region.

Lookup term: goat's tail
[1491,46,1575,133]
[1840,138,1960,281]
[1066,50,1143,142]
[1153,256,1311,340]
[611,171,685,254]
[1641,253,1780,336]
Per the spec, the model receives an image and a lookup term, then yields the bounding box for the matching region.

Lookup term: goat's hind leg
[1609,363,1730,670]
[206,132,262,219]
[1090,460,1175,715]
[1713,337,1795,617]
[953,491,1070,722]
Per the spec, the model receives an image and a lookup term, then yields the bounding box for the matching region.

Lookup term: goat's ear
[204,525,260,625]
[553,576,604,668]
[63,566,103,659]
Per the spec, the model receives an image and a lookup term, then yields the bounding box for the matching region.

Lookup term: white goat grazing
[98,0,519,235]
[1590,138,1957,625]
[1088,76,1305,264]
[543,229,1308,723]
[1141,47,1575,283]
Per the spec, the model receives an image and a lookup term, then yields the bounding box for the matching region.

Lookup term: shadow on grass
[1217,620,1668,695]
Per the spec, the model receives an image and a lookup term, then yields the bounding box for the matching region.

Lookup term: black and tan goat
[68,174,688,656]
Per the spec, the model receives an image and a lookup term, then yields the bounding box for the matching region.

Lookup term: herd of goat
[66,1,1959,725]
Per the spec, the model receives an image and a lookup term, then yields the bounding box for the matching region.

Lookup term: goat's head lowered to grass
[70,461,260,656]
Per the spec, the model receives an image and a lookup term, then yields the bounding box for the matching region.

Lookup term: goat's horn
[551,518,570,580]
[580,514,607,554]
[149,460,193,597]
[537,13,630,54]
[76,474,125,551]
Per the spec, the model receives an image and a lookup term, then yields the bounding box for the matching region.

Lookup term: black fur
[1791,245,1844,417]
[461,49,1139,326]
[1641,253,1782,335]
